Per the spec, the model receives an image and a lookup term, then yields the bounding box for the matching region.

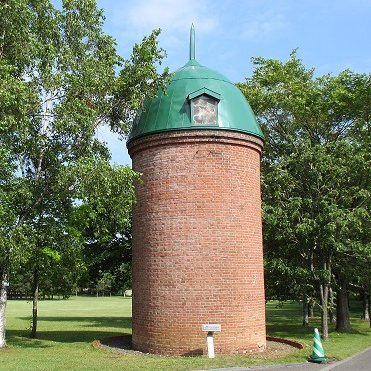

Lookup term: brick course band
[128,130,266,356]
[127,130,264,157]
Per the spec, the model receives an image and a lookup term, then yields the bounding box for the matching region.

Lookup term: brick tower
[127,26,266,356]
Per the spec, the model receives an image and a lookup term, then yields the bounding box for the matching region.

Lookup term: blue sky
[93,0,371,165]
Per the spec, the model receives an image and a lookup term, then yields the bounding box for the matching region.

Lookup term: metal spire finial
[190,24,195,60]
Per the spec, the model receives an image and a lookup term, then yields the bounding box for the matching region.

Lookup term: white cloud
[98,2,289,79]
[100,0,219,70]
[241,14,287,41]
[110,0,218,34]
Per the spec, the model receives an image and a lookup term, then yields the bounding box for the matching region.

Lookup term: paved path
[208,347,371,371]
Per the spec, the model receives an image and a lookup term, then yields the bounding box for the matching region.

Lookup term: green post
[190,24,195,60]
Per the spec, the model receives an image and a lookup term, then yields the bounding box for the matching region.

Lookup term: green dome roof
[127,28,263,143]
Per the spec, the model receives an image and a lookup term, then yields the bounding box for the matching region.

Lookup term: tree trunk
[361,289,369,321]
[336,278,352,332]
[329,287,336,323]
[0,274,8,348]
[30,267,39,338]
[309,298,314,317]
[302,292,309,326]
[320,283,329,340]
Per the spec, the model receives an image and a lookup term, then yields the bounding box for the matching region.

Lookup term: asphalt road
[208,347,371,371]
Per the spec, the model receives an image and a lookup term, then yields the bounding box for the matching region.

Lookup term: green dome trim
[127,29,263,143]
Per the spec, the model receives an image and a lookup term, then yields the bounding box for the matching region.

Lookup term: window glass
[192,95,217,125]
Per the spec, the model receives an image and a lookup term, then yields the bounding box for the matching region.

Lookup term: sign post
[202,324,221,358]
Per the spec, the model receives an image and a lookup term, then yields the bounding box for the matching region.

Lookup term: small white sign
[202,324,221,332]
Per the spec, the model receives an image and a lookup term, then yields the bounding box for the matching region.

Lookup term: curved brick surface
[128,130,266,355]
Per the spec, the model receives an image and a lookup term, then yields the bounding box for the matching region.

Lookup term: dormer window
[188,88,220,126]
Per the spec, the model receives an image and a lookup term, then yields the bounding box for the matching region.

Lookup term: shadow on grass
[7,329,131,346]
[266,306,370,339]
[7,316,132,347]
[6,334,53,348]
[265,301,369,339]
[18,316,132,329]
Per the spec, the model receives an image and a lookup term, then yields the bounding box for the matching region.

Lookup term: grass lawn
[1,296,370,370]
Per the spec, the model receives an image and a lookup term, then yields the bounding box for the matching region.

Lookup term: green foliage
[66,158,139,242]
[95,271,114,295]
[110,28,171,136]
[239,51,370,335]
[64,158,139,294]
[0,0,170,337]
[0,148,16,279]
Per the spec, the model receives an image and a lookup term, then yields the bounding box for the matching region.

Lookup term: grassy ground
[0,296,370,370]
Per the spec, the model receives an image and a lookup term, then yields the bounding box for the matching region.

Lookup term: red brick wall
[128,130,266,355]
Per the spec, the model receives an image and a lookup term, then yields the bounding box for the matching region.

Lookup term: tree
[0,149,16,347]
[239,51,370,339]
[66,157,138,295]
[0,0,169,342]
[0,5,38,345]
[95,271,114,296]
